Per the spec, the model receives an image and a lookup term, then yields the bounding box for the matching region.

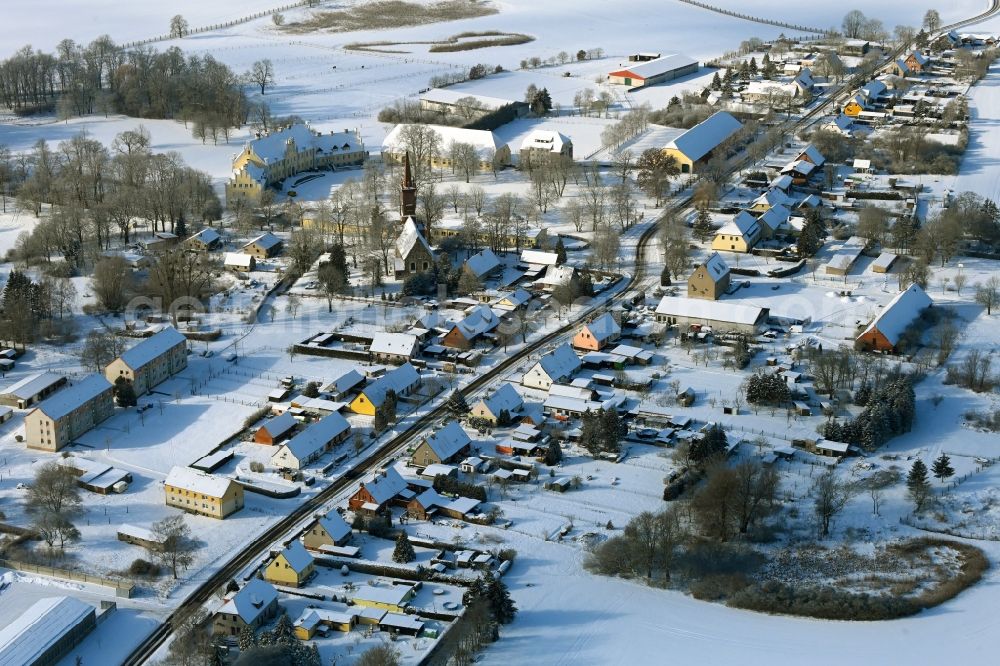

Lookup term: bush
[249,461,265,473]
[497,548,517,562]
[433,475,487,501]
[690,573,750,601]
[243,406,271,430]
[129,558,161,577]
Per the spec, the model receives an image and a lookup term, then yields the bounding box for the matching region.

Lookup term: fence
[0,557,135,598]
[678,0,825,35]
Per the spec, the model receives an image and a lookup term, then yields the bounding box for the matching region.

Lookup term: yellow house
[711,211,762,254]
[104,327,187,397]
[348,363,420,417]
[687,252,731,301]
[23,374,114,452]
[302,512,352,550]
[844,97,864,117]
[663,111,742,174]
[226,124,366,207]
[294,607,357,639]
[264,541,315,587]
[351,582,415,612]
[164,466,244,519]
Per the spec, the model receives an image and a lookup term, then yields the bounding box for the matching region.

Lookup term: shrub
[129,558,161,577]
[249,461,265,473]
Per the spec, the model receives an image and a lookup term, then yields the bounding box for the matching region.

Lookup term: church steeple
[400,151,417,220]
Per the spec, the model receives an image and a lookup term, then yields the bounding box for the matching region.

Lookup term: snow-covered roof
[369,333,419,358]
[361,363,420,408]
[796,144,825,166]
[665,111,742,162]
[544,394,602,413]
[861,80,887,99]
[165,466,235,498]
[520,249,559,266]
[480,383,524,417]
[246,124,361,164]
[699,252,730,281]
[396,217,433,261]
[549,383,596,400]
[872,252,897,270]
[354,584,413,607]
[316,511,352,543]
[0,371,63,400]
[781,160,815,177]
[520,130,571,153]
[420,87,519,110]
[224,252,254,269]
[536,264,576,287]
[118,327,186,371]
[383,124,506,159]
[743,80,802,98]
[294,607,356,633]
[758,205,791,232]
[259,411,297,439]
[281,412,351,462]
[494,288,532,309]
[655,296,767,326]
[717,211,761,238]
[361,467,408,505]
[452,305,499,340]
[609,53,698,80]
[189,228,221,245]
[278,540,314,573]
[421,422,472,461]
[327,369,365,395]
[753,189,794,209]
[536,344,582,381]
[33,374,112,421]
[219,578,278,623]
[245,232,282,252]
[465,248,501,278]
[583,312,621,344]
[0,596,94,665]
[859,284,932,346]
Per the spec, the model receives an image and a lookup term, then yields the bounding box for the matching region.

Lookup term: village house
[302,511,353,550]
[23,374,114,451]
[271,412,352,470]
[394,217,435,278]
[493,288,533,312]
[293,607,359,639]
[418,88,527,119]
[687,252,731,301]
[243,232,284,259]
[369,333,420,364]
[607,53,699,88]
[655,296,769,334]
[825,236,867,276]
[756,204,792,240]
[522,343,582,390]
[212,578,280,637]
[0,596,97,666]
[464,247,502,280]
[410,421,473,468]
[442,305,500,350]
[741,69,813,106]
[795,144,826,168]
[856,284,933,353]
[225,124,366,206]
[519,130,573,169]
[254,411,298,445]
[572,312,621,351]
[186,228,222,252]
[141,232,179,254]
[535,264,579,293]
[712,211,762,253]
[892,51,931,77]
[348,467,412,514]
[407,488,481,521]
[264,541,315,588]
[351,582,416,612]
[662,111,742,174]
[164,466,244,519]
[324,369,366,401]
[0,372,67,409]
[382,124,511,171]
[224,252,256,272]
[104,327,188,396]
[469,383,524,424]
[349,363,421,417]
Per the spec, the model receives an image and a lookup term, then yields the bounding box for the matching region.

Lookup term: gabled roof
[165,466,234,498]
[219,578,278,623]
[480,383,523,417]
[362,363,420,408]
[861,80,887,99]
[327,369,365,395]
[281,412,351,462]
[536,264,576,287]
[0,596,94,666]
[520,250,559,266]
[259,411,297,439]
[420,421,472,461]
[858,284,932,346]
[665,111,742,162]
[316,511,351,543]
[781,159,816,177]
[717,211,761,238]
[1,371,63,400]
[494,288,532,309]
[383,124,505,159]
[699,252,730,282]
[452,305,499,340]
[225,252,255,268]
[909,50,930,65]
[396,217,433,261]
[536,344,582,381]
[520,130,572,153]
[369,333,419,357]
[245,232,283,251]
[118,327,186,371]
[583,312,621,344]
[753,189,794,209]
[33,374,112,421]
[609,53,698,80]
[465,248,501,278]
[278,540,313,573]
[189,228,221,245]
[420,88,519,110]
[655,296,767,326]
[361,467,408,505]
[759,204,791,232]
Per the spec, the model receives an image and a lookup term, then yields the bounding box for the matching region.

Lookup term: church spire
[400,151,417,221]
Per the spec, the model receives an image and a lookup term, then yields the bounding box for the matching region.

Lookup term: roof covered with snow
[259,411,297,439]
[189,228,221,245]
[224,252,254,268]
[609,53,698,80]
[665,111,742,162]
[452,305,500,340]
[118,326,186,371]
[383,124,506,159]
[465,248,501,277]
[33,374,112,421]
[0,596,94,665]
[396,217,433,260]
[520,130,571,153]
[278,540,314,573]
[480,383,524,417]
[165,466,235,498]
[859,283,933,346]
[797,144,825,166]
[717,211,761,238]
[699,252,730,281]
[369,333,419,357]
[421,421,472,461]
[360,467,408,505]
[219,578,278,623]
[361,363,421,408]
[583,312,621,343]
[1,371,63,400]
[536,344,582,381]
[245,232,282,251]
[281,412,351,462]
[316,511,352,543]
[520,250,559,266]
[655,296,768,326]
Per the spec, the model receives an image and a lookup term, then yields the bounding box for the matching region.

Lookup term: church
[392,153,435,279]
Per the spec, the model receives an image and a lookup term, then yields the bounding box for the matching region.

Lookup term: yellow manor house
[226,124,367,206]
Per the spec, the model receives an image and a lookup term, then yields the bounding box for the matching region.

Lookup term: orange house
[855,284,931,353]
[254,412,297,445]
[572,312,621,351]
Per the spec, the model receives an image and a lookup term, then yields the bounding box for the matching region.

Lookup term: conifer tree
[932,453,955,483]
[907,459,932,512]
[392,532,416,563]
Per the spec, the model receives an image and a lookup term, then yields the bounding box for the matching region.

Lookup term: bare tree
[150,515,198,579]
[975,276,1000,315]
[247,60,275,95]
[812,469,852,537]
[169,14,189,38]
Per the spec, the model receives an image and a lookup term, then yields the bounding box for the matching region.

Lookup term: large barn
[608,53,699,88]
[856,284,932,352]
[663,111,742,174]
